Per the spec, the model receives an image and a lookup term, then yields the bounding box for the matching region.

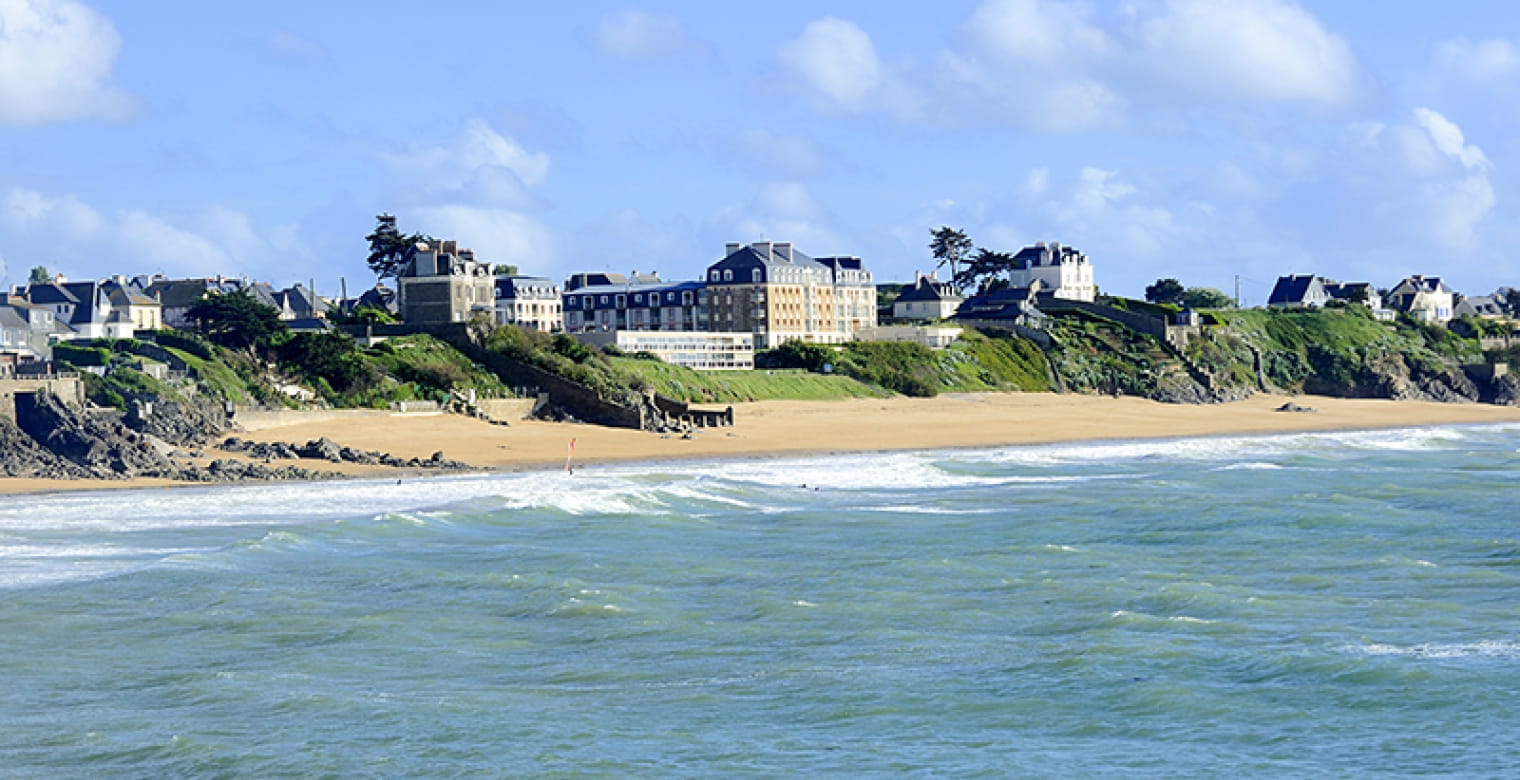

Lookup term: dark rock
[298,437,345,462]
[1276,402,1317,413]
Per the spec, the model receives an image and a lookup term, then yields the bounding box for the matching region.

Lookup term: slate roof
[22,283,80,306]
[496,275,560,299]
[1267,275,1327,306]
[896,275,963,303]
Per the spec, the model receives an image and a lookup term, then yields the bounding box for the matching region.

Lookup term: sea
[3,423,1520,777]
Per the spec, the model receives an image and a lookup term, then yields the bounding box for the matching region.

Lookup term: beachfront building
[1454,294,1508,319]
[1006,242,1096,302]
[703,241,876,349]
[562,278,705,333]
[495,275,562,332]
[144,276,264,329]
[1386,275,1455,323]
[396,240,497,326]
[892,272,963,320]
[573,329,755,370]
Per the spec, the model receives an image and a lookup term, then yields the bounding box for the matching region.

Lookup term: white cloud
[412,205,554,271]
[269,29,330,62]
[0,0,134,124]
[968,0,1112,66]
[387,119,549,192]
[1134,0,1357,106]
[1412,107,1489,171]
[595,11,695,59]
[0,187,273,277]
[778,17,881,110]
[787,0,1358,132]
[3,187,102,234]
[1072,167,1136,213]
[118,211,234,274]
[1435,37,1520,80]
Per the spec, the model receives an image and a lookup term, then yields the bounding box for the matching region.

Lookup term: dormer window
[723,270,733,282]
[711,270,720,281]
[752,269,762,283]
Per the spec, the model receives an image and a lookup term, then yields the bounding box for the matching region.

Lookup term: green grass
[611,358,890,402]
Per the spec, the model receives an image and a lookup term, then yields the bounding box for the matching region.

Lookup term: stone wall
[0,377,86,421]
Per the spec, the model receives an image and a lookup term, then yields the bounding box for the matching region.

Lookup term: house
[19,280,138,340]
[102,279,163,331]
[1386,275,1455,323]
[0,296,65,361]
[395,239,496,326]
[1323,281,1383,311]
[1007,242,1096,302]
[271,284,320,321]
[563,280,705,333]
[703,241,876,349]
[892,272,963,320]
[953,281,1051,327]
[145,276,250,328]
[1454,294,1507,319]
[495,275,562,332]
[1267,275,1332,308]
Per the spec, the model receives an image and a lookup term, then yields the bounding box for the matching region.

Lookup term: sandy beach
[4,392,1520,496]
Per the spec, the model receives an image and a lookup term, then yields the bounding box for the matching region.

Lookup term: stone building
[1007,242,1096,302]
[397,240,496,326]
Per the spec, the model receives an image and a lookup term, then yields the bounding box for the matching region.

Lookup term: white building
[1007,242,1095,302]
[892,272,963,320]
[574,329,755,370]
[1387,275,1455,323]
[495,275,562,332]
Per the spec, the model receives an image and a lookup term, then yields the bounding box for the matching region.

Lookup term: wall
[0,376,86,420]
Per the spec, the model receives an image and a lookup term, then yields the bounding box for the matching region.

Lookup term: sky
[3,0,1520,305]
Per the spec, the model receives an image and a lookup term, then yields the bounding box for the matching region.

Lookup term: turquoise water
[3,424,1520,776]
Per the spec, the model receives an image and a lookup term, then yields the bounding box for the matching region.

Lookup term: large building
[574,329,755,371]
[1007,242,1096,302]
[563,279,704,333]
[396,239,496,326]
[495,275,562,332]
[703,241,876,349]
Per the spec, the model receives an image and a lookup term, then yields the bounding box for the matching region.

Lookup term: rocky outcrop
[124,395,229,447]
[13,392,185,479]
[219,436,471,470]
[0,416,87,479]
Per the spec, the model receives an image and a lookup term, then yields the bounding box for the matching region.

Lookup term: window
[600,295,608,304]
[711,271,719,281]
[752,269,762,282]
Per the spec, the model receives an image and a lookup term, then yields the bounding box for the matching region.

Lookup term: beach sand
[4,392,1520,495]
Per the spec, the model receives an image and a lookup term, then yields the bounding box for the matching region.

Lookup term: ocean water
[3,424,1520,777]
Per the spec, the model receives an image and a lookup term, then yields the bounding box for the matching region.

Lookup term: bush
[54,343,112,366]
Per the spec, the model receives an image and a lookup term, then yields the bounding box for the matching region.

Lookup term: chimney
[773,242,793,263]
[752,241,773,262]
[725,242,742,256]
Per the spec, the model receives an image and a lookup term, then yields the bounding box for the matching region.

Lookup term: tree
[956,248,1018,295]
[29,265,51,284]
[366,214,433,280]
[1179,287,1234,309]
[185,289,288,351]
[1144,278,1185,305]
[929,227,973,291]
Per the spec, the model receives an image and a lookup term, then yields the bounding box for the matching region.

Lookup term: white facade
[1388,276,1455,324]
[576,330,755,370]
[1008,242,1096,302]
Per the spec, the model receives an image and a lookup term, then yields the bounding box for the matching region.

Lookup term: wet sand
[4,392,1520,495]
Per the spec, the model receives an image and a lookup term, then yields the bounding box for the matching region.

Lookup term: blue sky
[2,0,1519,304]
